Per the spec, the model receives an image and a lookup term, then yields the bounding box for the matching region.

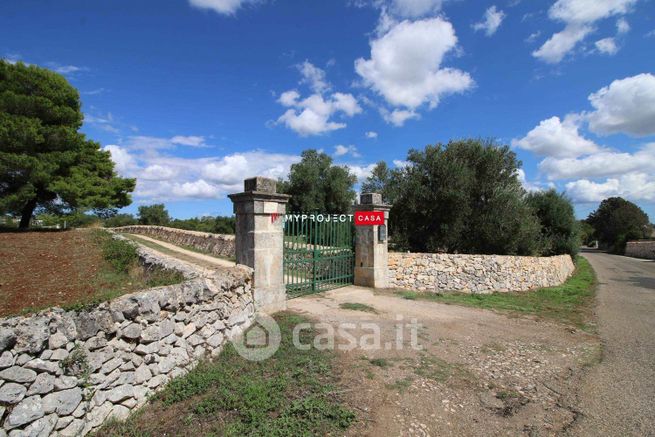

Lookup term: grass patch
[339,302,378,313]
[394,256,596,329]
[93,313,355,437]
[368,357,390,368]
[385,376,414,393]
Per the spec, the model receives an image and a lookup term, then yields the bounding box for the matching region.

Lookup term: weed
[386,376,414,393]
[339,302,378,313]
[368,357,390,368]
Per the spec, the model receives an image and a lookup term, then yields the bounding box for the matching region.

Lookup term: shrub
[526,190,580,256]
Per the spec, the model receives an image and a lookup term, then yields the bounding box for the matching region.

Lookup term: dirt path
[121,233,236,269]
[569,251,655,436]
[288,286,598,436]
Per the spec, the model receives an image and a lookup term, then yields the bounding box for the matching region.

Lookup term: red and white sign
[355,211,384,226]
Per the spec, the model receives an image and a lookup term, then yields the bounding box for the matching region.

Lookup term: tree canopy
[137,204,170,226]
[390,139,542,255]
[587,197,650,253]
[0,61,135,228]
[278,149,356,213]
[526,189,579,256]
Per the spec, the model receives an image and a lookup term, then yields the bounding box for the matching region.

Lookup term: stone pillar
[353,193,391,289]
[228,177,290,313]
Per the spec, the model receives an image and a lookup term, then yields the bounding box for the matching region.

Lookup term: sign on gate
[354,211,384,226]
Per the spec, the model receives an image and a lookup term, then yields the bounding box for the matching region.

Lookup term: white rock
[4,396,44,430]
[24,358,61,374]
[106,384,134,403]
[59,418,85,436]
[0,382,27,404]
[109,404,131,421]
[134,365,152,384]
[53,375,78,391]
[48,332,68,350]
[49,348,69,361]
[20,413,57,437]
[26,372,55,396]
[0,351,14,368]
[42,387,82,415]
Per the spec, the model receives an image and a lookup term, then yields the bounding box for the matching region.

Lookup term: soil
[0,229,135,316]
[288,286,600,437]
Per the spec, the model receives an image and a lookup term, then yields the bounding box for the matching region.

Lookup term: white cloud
[586,73,655,137]
[525,31,541,43]
[382,108,420,126]
[170,135,207,147]
[47,63,86,74]
[539,143,655,180]
[346,163,377,182]
[389,0,443,18]
[533,0,637,63]
[512,115,599,158]
[355,17,473,122]
[516,168,552,192]
[472,6,506,36]
[104,145,138,174]
[298,61,329,93]
[532,24,594,63]
[277,92,361,136]
[188,0,252,15]
[565,173,655,203]
[141,164,178,181]
[393,159,410,168]
[171,180,221,199]
[365,131,378,139]
[334,145,361,158]
[276,61,361,136]
[616,17,630,34]
[105,144,300,202]
[595,37,618,54]
[85,112,119,134]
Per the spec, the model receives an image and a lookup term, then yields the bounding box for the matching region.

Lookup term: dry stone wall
[0,236,254,436]
[114,225,235,258]
[625,241,655,259]
[388,252,575,294]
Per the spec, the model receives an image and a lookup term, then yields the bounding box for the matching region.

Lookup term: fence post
[228,177,290,313]
[353,193,391,288]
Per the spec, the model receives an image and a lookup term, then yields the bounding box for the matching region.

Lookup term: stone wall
[388,252,575,294]
[114,225,235,258]
[625,241,655,260]
[0,237,254,436]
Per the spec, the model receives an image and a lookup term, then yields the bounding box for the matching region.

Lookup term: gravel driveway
[570,250,655,436]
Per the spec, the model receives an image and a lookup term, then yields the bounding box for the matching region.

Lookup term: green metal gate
[283,214,354,298]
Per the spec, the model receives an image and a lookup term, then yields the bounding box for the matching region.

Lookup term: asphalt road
[572,250,655,436]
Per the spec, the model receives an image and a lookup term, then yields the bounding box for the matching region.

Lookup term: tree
[104,213,137,228]
[138,204,170,225]
[360,161,402,204]
[391,139,542,255]
[279,149,356,213]
[578,220,596,246]
[0,61,135,229]
[526,190,580,256]
[587,197,650,253]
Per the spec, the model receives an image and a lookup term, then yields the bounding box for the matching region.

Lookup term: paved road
[572,250,655,436]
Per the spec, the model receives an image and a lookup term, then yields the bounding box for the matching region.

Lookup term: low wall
[388,252,575,294]
[114,225,235,258]
[625,241,655,259]
[0,237,254,436]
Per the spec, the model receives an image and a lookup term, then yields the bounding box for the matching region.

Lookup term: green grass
[367,357,390,368]
[394,256,596,329]
[339,302,378,313]
[93,313,355,437]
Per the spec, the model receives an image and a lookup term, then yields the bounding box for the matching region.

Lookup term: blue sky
[2,0,654,220]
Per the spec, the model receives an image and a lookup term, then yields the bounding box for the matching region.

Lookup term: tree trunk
[19,198,38,230]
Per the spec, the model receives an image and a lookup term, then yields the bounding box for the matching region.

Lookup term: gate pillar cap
[360,193,382,204]
[244,177,277,193]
